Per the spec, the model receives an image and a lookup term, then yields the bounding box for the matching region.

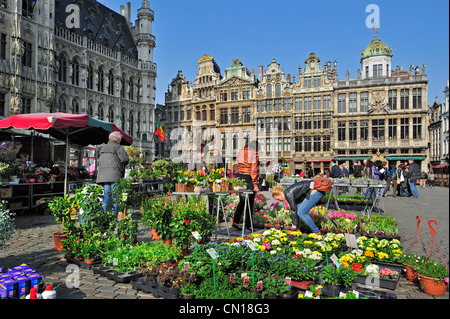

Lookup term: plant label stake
[206,248,218,291]
[344,233,357,250]
[319,241,330,266]
[247,242,258,283]
[192,232,202,264]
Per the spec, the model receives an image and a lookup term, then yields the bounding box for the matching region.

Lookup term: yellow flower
[364,251,374,258]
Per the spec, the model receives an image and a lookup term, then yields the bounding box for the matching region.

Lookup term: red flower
[351,263,363,272]
[184,219,191,225]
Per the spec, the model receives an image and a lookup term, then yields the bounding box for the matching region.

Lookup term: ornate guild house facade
[1,0,157,153]
[164,33,430,172]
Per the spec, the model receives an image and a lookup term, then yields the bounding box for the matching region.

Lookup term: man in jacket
[96,132,129,216]
[353,161,363,194]
[407,159,421,198]
[330,159,342,178]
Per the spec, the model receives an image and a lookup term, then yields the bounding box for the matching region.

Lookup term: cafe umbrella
[0,112,133,194]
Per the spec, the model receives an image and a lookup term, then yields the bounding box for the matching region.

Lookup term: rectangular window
[294,116,302,130]
[283,137,291,152]
[323,95,331,109]
[0,93,5,116]
[349,120,357,141]
[275,137,282,152]
[360,92,369,112]
[231,89,239,101]
[266,138,272,152]
[372,119,385,140]
[360,120,368,140]
[21,98,31,114]
[388,119,397,140]
[230,107,239,124]
[313,115,321,130]
[265,117,272,132]
[283,116,291,131]
[400,89,409,109]
[265,100,272,112]
[257,118,264,131]
[295,136,302,152]
[388,90,397,110]
[209,109,214,122]
[242,88,250,100]
[295,97,302,110]
[220,108,228,125]
[0,33,6,60]
[313,96,321,109]
[349,93,357,112]
[338,93,346,113]
[186,109,192,120]
[232,133,239,150]
[313,76,321,87]
[338,121,346,141]
[373,64,383,78]
[323,115,330,129]
[242,106,251,123]
[322,135,331,152]
[274,117,282,131]
[220,90,228,102]
[400,118,409,139]
[304,136,312,152]
[22,41,32,67]
[221,132,228,152]
[304,97,312,110]
[304,116,312,130]
[257,100,264,112]
[304,77,311,88]
[412,88,422,109]
[283,98,292,111]
[413,117,422,139]
[274,99,282,111]
[313,136,321,152]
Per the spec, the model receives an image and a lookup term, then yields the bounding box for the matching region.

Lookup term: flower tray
[92,264,143,283]
[290,280,314,290]
[130,277,179,299]
[64,254,101,270]
[353,262,402,290]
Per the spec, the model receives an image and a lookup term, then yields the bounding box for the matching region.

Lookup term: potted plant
[47,195,78,251]
[402,253,424,282]
[418,258,449,296]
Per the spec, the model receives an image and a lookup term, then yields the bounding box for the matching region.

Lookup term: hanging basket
[419,275,448,296]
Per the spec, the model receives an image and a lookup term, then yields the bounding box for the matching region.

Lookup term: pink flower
[445,277,449,284]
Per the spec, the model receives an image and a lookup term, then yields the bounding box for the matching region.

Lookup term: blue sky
[104,0,449,106]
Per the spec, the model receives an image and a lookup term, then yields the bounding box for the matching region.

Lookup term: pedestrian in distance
[96,131,129,216]
[427,171,435,188]
[406,159,421,198]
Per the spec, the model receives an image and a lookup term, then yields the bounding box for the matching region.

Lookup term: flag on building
[155,120,165,142]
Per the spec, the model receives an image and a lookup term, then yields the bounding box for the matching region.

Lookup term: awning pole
[64,134,69,195]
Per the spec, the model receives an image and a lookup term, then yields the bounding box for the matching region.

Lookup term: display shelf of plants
[42,167,447,299]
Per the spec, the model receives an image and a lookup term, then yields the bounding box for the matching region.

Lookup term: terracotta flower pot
[404,265,418,282]
[151,228,161,240]
[53,232,68,251]
[419,275,448,296]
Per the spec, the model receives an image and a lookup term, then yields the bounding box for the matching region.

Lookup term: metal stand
[213,192,230,241]
[325,186,341,210]
[363,186,386,217]
[240,191,254,237]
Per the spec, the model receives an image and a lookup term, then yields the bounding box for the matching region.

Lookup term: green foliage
[0,201,18,250]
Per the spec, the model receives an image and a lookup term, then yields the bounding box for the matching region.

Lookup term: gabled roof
[55,0,137,58]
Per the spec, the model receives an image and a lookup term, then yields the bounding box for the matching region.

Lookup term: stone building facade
[163,33,430,172]
[1,0,156,153]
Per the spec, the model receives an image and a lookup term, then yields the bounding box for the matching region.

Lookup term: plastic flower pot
[419,275,448,296]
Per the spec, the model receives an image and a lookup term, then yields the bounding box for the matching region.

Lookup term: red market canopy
[0,112,132,146]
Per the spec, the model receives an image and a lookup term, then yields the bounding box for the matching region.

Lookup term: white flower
[271,239,280,246]
[270,250,277,254]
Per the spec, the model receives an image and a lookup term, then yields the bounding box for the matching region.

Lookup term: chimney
[258,66,263,81]
[121,2,131,26]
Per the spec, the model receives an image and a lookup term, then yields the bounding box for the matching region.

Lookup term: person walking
[427,171,435,188]
[232,141,259,231]
[398,163,410,197]
[272,159,283,183]
[406,159,421,198]
[382,163,398,197]
[352,161,363,195]
[96,131,129,216]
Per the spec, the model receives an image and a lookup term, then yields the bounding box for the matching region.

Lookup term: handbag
[313,176,332,192]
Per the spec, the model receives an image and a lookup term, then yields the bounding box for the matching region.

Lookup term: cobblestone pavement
[0,187,448,299]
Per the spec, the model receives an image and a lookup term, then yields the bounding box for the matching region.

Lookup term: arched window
[108,70,114,95]
[72,99,80,113]
[58,53,67,82]
[58,95,67,112]
[87,62,94,90]
[275,83,281,97]
[98,104,104,120]
[121,109,126,131]
[109,106,114,123]
[128,77,134,100]
[71,58,80,86]
[129,111,134,136]
[266,84,272,98]
[97,67,104,92]
[88,102,94,117]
